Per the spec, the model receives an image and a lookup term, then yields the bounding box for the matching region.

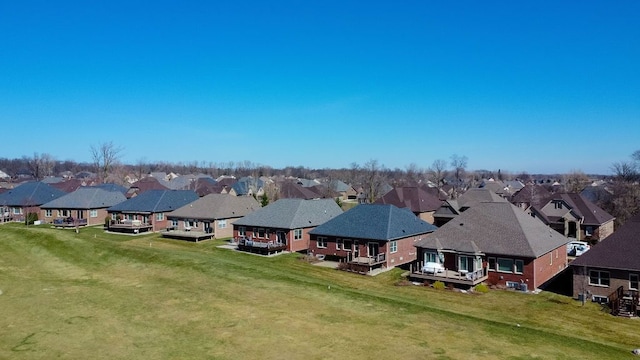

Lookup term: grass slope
[0,223,638,359]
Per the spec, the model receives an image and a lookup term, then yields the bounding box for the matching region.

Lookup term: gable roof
[374,186,442,213]
[510,184,552,208]
[126,177,169,198]
[93,183,128,195]
[168,194,260,220]
[233,198,343,229]
[535,193,615,226]
[0,181,66,206]
[571,214,640,271]
[278,181,321,200]
[310,204,437,241]
[41,187,127,210]
[107,190,198,213]
[416,202,569,258]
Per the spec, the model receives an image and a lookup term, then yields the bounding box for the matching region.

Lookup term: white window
[171,219,178,227]
[13,207,23,215]
[488,257,496,271]
[90,210,98,218]
[631,274,639,291]
[336,238,342,250]
[317,237,327,248]
[45,209,52,217]
[293,228,303,241]
[585,226,593,236]
[156,212,164,221]
[218,219,227,229]
[238,226,246,237]
[343,239,352,251]
[515,259,524,274]
[111,213,117,220]
[459,255,475,272]
[389,241,398,253]
[497,258,514,273]
[589,270,610,287]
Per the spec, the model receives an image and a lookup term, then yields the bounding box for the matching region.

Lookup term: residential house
[412,202,570,290]
[277,181,321,200]
[40,187,127,227]
[163,194,260,241]
[107,190,198,233]
[229,176,264,197]
[125,176,169,198]
[432,188,506,226]
[529,193,615,243]
[509,184,551,211]
[309,204,437,274]
[571,214,640,316]
[232,198,343,254]
[374,186,442,224]
[0,181,66,223]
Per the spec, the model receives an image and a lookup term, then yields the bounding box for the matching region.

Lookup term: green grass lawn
[1,223,638,359]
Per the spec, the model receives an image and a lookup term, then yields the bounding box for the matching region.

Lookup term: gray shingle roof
[168,194,260,220]
[233,198,343,229]
[41,187,127,209]
[571,214,640,271]
[416,202,569,258]
[374,186,443,213]
[310,204,437,241]
[0,181,66,206]
[107,190,198,213]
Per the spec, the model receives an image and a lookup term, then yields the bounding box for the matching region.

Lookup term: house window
[258,228,266,238]
[589,270,610,287]
[171,219,178,227]
[218,219,227,229]
[90,210,98,218]
[515,260,524,274]
[336,238,343,250]
[497,258,514,273]
[585,226,593,236]
[459,255,475,272]
[425,251,438,263]
[293,228,303,241]
[156,213,164,221]
[45,209,52,217]
[13,207,22,215]
[111,213,117,221]
[238,226,246,237]
[317,237,327,248]
[488,257,496,271]
[631,274,639,291]
[343,239,352,251]
[554,201,562,209]
[389,241,398,253]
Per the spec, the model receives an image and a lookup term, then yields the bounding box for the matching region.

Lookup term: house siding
[417,211,435,225]
[572,267,638,300]
[233,226,314,253]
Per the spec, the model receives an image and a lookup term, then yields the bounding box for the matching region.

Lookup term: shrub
[25,212,39,225]
[433,281,446,290]
[474,283,489,294]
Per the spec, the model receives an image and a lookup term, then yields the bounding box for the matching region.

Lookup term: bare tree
[91,141,123,183]
[563,170,589,193]
[427,159,448,189]
[450,154,468,182]
[362,159,386,203]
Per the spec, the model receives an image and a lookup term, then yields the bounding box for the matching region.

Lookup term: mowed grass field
[1,224,639,359]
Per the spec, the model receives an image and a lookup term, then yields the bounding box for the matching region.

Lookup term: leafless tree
[91,141,123,183]
[362,159,386,203]
[427,159,448,189]
[563,170,589,193]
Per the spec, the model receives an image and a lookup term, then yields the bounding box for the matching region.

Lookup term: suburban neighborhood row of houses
[1,173,638,317]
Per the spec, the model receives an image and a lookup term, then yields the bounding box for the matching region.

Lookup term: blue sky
[1,1,638,175]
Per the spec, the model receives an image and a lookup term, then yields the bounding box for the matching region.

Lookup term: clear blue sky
[1,1,638,175]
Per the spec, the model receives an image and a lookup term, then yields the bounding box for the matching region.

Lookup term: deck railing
[411,260,487,283]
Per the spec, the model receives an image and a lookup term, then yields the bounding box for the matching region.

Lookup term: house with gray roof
[571,214,640,316]
[163,194,260,241]
[309,204,437,274]
[40,187,127,227]
[412,201,570,290]
[432,188,506,226]
[233,198,343,254]
[529,193,615,243]
[0,181,66,223]
[107,190,198,233]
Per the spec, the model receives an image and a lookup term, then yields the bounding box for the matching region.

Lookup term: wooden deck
[236,237,287,255]
[162,229,214,242]
[53,218,88,228]
[108,223,153,234]
[409,263,488,287]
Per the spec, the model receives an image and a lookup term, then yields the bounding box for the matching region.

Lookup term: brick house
[309,204,437,274]
[41,186,127,227]
[0,181,66,223]
[374,186,443,224]
[412,202,570,290]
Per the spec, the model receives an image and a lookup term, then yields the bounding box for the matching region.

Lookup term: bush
[25,212,39,225]
[474,283,490,293]
[433,281,446,290]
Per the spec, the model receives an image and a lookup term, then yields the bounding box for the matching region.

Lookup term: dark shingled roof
[416,202,569,258]
[233,198,343,229]
[278,181,321,200]
[0,181,66,206]
[107,190,198,213]
[41,187,127,210]
[374,186,443,213]
[571,214,640,271]
[310,204,437,241]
